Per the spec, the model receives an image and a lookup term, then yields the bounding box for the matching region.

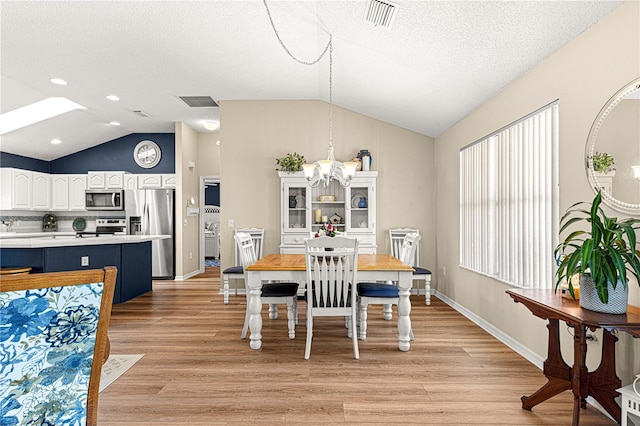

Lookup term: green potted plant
[591,152,615,174]
[554,191,640,314]
[275,152,306,173]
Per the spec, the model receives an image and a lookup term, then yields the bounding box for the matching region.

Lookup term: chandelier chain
[263,0,332,66]
[264,0,351,188]
[263,0,333,146]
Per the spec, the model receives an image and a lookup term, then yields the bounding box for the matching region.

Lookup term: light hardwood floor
[98,268,613,425]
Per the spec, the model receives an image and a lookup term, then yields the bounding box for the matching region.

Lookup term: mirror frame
[585,77,640,215]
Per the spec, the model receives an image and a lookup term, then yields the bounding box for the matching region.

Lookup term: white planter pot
[579,275,628,314]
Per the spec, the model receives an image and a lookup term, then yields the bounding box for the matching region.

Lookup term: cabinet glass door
[347,183,374,232]
[283,182,309,232]
[310,179,346,235]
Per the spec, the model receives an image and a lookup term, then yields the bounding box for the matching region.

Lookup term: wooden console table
[506,288,640,425]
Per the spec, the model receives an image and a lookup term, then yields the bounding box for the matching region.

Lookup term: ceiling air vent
[365,0,398,28]
[178,96,219,108]
[133,110,151,117]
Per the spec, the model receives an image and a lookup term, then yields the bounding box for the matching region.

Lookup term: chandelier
[264,0,358,188]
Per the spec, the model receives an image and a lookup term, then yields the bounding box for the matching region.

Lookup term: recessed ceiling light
[109,121,120,126]
[106,95,120,101]
[0,97,86,135]
[50,78,68,86]
[50,138,62,145]
[204,120,219,130]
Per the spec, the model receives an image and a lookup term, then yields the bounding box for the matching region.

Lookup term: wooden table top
[246,253,414,272]
[507,288,640,337]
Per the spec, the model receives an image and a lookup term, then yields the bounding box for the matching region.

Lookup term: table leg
[522,319,572,410]
[396,271,412,351]
[571,324,589,426]
[587,329,621,424]
[247,271,263,350]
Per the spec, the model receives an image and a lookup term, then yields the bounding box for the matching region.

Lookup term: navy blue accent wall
[205,184,220,205]
[0,152,50,173]
[50,133,175,174]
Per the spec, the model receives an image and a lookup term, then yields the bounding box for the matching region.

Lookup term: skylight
[0,97,86,135]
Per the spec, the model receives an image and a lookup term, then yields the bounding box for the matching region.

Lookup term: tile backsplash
[0,211,125,233]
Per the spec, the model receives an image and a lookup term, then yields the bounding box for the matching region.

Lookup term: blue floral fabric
[0,282,104,426]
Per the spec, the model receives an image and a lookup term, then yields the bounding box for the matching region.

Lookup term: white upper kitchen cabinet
[69,175,87,210]
[32,172,51,210]
[51,175,70,210]
[162,174,176,188]
[138,174,163,189]
[87,171,126,189]
[0,168,32,210]
[124,174,138,190]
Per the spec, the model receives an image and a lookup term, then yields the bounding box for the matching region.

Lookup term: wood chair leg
[287,301,296,339]
[223,275,230,304]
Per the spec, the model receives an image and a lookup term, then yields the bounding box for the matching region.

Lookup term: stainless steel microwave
[85,190,124,210]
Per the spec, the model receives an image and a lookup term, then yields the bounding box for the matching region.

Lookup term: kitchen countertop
[0,232,77,239]
[0,233,169,248]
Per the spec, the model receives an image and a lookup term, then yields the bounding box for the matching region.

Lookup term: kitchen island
[0,233,169,304]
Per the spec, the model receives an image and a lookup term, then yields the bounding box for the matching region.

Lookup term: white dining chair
[235,232,298,340]
[304,236,360,360]
[389,227,432,305]
[357,233,419,341]
[222,228,264,304]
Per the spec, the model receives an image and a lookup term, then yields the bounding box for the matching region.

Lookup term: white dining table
[245,253,414,351]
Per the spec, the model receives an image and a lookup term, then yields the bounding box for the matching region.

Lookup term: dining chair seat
[223,228,263,304]
[357,282,399,298]
[413,266,432,275]
[389,228,432,305]
[357,233,419,341]
[262,282,299,297]
[235,232,298,340]
[222,265,243,275]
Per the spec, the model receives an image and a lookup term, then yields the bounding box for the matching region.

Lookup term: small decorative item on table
[314,223,339,238]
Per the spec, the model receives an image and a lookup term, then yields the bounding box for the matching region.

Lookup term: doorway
[200,176,220,275]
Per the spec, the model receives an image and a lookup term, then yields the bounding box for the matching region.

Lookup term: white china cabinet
[279,171,377,253]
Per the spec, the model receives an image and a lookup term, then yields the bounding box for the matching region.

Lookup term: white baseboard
[175,269,201,281]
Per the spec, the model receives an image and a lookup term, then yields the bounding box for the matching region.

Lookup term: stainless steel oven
[85,190,124,210]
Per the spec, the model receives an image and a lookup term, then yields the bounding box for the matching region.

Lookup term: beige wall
[198,132,221,176]
[434,1,640,382]
[175,122,201,278]
[219,100,435,273]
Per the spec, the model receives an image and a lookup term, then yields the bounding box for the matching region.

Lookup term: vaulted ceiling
[0,1,622,161]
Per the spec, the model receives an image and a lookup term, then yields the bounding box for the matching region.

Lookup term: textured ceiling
[0,0,623,161]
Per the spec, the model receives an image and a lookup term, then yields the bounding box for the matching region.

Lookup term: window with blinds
[459,102,559,289]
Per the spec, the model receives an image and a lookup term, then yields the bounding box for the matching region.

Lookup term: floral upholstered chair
[0,267,116,426]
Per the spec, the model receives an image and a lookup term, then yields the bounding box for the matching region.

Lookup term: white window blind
[460,102,559,288]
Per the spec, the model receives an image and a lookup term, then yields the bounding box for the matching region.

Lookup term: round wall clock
[134,140,161,168]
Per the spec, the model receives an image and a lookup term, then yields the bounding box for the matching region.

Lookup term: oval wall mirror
[585,77,640,215]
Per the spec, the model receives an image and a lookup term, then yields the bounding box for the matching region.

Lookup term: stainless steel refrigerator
[125,189,175,279]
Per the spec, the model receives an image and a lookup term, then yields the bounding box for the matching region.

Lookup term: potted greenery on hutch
[555,191,640,314]
[275,152,306,173]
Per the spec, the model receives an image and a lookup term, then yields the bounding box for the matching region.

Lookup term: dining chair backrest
[0,267,117,426]
[234,232,257,271]
[304,236,360,359]
[234,228,264,265]
[389,228,420,266]
[399,232,421,266]
[305,236,359,313]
